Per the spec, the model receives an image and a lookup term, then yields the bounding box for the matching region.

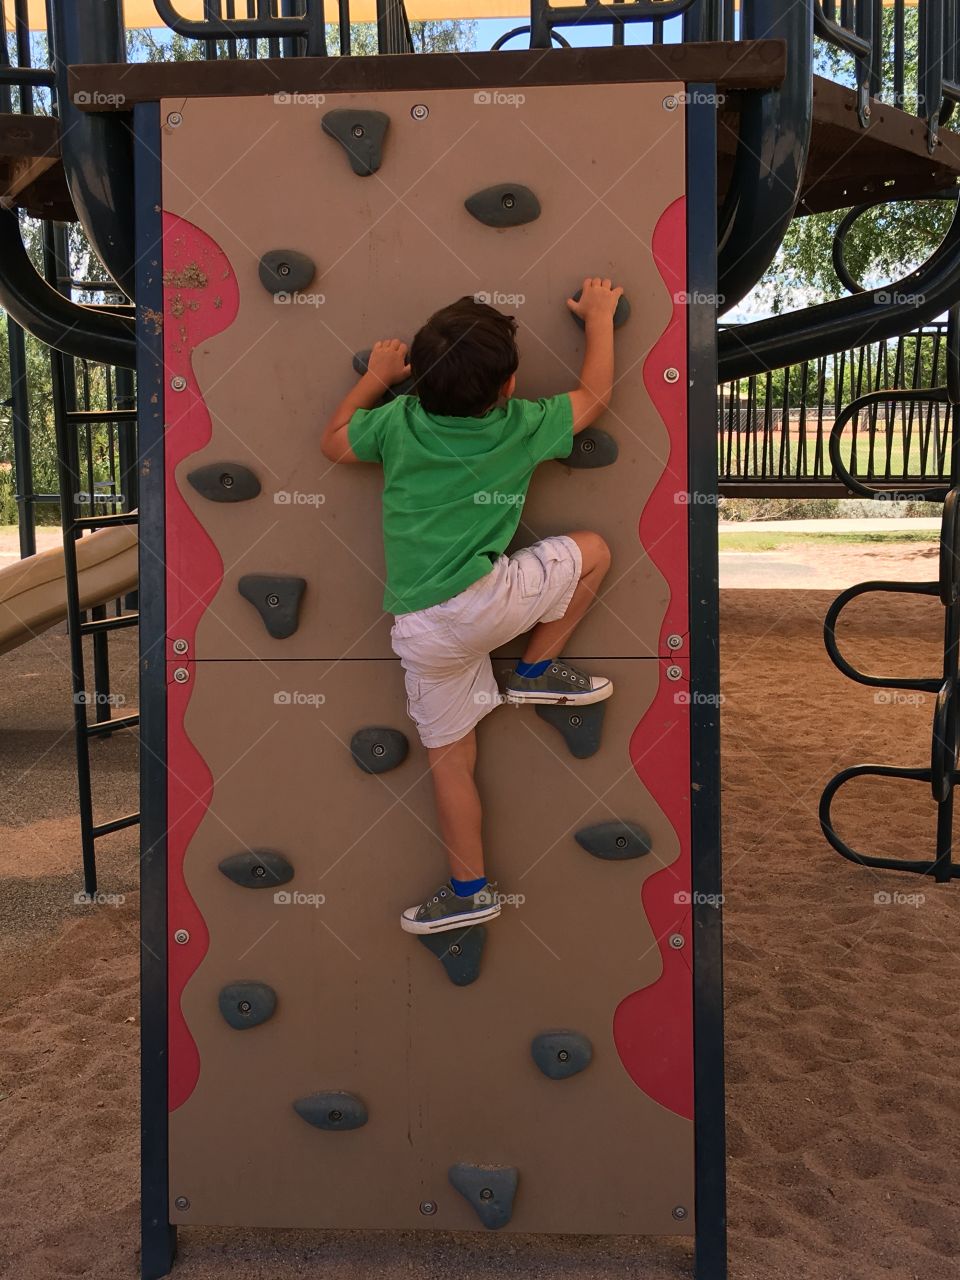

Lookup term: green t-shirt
[348,394,574,615]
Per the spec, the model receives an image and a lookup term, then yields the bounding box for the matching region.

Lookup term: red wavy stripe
[162,213,240,1111]
[612,196,694,1121]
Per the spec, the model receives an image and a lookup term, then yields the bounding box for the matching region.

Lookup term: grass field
[718,529,939,552]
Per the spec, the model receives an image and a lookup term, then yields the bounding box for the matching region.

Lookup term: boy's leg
[426,728,484,883]
[521,529,612,663]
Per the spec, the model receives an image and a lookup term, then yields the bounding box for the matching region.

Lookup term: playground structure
[2,3,960,1280]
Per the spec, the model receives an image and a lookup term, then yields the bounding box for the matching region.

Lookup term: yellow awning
[7,0,530,29]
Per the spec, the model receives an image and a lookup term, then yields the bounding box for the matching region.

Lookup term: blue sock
[515,658,551,678]
[451,875,487,898]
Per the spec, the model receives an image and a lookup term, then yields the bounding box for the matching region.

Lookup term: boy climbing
[321,278,622,934]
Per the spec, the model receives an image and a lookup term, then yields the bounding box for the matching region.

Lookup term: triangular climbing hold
[448,1162,519,1229]
[418,924,486,986]
[535,701,606,758]
[322,108,390,176]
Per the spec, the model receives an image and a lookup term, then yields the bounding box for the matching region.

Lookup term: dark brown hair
[410,296,519,417]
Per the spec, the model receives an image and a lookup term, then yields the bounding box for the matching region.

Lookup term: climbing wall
[157,81,701,1234]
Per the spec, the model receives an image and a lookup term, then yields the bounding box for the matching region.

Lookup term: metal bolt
[420,1200,438,1215]
[352,123,365,137]
[672,1205,687,1220]
[173,667,189,684]
[581,437,596,453]
[557,1049,569,1062]
[449,943,462,956]
[667,634,683,650]
[172,638,188,655]
[616,835,628,849]
[174,1196,190,1211]
[669,933,685,950]
[662,95,678,112]
[372,743,386,757]
[666,665,683,682]
[569,714,582,727]
[277,262,291,277]
[220,472,234,488]
[174,928,190,945]
[479,1188,494,1201]
[863,103,872,118]
[170,375,188,392]
[253,865,266,878]
[166,111,183,128]
[238,1000,252,1015]
[266,593,281,608]
[664,367,680,384]
[502,192,516,209]
[328,1109,343,1123]
[411,104,429,121]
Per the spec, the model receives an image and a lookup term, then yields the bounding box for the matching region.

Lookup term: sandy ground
[1,575,959,1279]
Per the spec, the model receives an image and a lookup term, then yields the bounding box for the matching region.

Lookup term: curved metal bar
[831,192,960,297]
[931,676,959,801]
[719,194,960,379]
[813,0,872,127]
[716,0,814,314]
[828,387,950,501]
[823,579,943,693]
[528,0,697,45]
[0,209,135,368]
[490,25,570,50]
[47,1,135,300]
[153,0,327,53]
[819,763,958,875]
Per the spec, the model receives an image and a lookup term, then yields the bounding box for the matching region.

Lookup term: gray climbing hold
[350,726,409,774]
[575,820,652,861]
[218,981,276,1030]
[448,1163,518,1229]
[352,348,415,399]
[258,249,316,295]
[557,427,618,470]
[238,574,306,640]
[293,1091,368,1131]
[535,701,606,758]
[464,183,541,228]
[322,108,390,176]
[218,849,294,889]
[418,925,486,986]
[570,287,631,329]
[531,1031,593,1080]
[187,461,261,503]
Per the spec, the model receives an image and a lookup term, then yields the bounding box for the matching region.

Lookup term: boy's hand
[366,338,411,389]
[566,277,624,326]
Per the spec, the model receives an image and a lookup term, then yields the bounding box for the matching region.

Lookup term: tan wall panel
[161,87,685,660]
[169,657,693,1233]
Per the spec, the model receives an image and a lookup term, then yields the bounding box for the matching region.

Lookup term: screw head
[372,743,386,757]
[420,1200,437,1215]
[662,95,678,111]
[501,192,516,209]
[266,593,281,608]
[669,933,685,950]
[166,111,183,128]
[672,1205,687,1220]
[352,123,365,137]
[449,943,462,956]
[569,714,583,727]
[557,1049,569,1062]
[174,928,190,945]
[328,1109,343,1123]
[411,104,429,121]
[616,835,628,848]
[172,638,188,655]
[170,375,188,392]
[253,864,266,878]
[220,472,234,488]
[863,103,872,118]
[238,1000,252,1015]
[277,262,291,277]
[581,437,596,453]
[479,1188,494,1201]
[666,665,683,682]
[174,1195,190,1211]
[667,633,683,650]
[664,367,680,384]
[173,666,189,684]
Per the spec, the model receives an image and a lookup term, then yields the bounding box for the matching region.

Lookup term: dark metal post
[7,316,36,558]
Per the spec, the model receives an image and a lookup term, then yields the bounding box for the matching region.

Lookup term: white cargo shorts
[390,535,583,749]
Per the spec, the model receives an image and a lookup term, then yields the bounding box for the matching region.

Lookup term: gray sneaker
[504,660,613,706]
[400,881,501,935]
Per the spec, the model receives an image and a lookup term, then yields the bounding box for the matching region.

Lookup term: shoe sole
[400,904,501,935]
[504,682,614,707]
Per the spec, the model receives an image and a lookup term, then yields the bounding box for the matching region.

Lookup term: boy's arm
[565,277,623,434]
[321,338,411,463]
